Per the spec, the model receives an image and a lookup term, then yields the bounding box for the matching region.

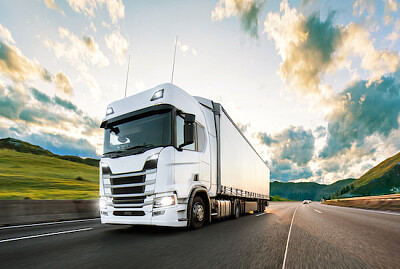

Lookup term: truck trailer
[99,83,270,229]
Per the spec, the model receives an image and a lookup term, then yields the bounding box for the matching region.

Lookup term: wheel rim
[193,202,204,222]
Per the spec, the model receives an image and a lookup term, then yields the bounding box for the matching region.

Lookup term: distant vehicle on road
[303,200,312,204]
[99,83,270,229]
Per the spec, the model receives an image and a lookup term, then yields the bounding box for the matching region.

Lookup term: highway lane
[0,202,399,269]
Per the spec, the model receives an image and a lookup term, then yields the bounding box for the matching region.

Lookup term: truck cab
[99,83,215,227]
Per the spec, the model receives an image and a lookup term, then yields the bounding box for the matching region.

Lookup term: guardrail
[0,200,99,226]
[322,194,400,211]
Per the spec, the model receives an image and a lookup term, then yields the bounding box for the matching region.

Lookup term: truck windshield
[103,111,172,156]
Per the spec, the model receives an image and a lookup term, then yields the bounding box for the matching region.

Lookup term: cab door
[174,115,200,196]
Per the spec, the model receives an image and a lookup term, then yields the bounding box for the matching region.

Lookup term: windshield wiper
[125,144,157,151]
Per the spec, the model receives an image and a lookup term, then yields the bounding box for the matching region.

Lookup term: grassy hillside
[0,138,99,167]
[0,149,99,199]
[271,178,355,201]
[335,152,400,197]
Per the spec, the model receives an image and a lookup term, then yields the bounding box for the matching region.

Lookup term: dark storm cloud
[320,74,400,158]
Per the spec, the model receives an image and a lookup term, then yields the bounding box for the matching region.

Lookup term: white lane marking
[314,209,322,214]
[255,212,267,217]
[0,227,93,243]
[321,204,400,216]
[0,218,99,230]
[282,205,299,269]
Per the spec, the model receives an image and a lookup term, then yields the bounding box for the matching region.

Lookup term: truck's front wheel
[190,196,205,229]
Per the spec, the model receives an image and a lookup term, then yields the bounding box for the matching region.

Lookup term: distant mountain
[0,138,99,167]
[270,178,355,201]
[337,152,400,197]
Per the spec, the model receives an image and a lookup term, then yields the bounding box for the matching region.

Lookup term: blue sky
[0,0,400,184]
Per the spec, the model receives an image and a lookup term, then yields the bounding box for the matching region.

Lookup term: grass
[270,195,292,201]
[0,149,99,199]
[353,152,400,189]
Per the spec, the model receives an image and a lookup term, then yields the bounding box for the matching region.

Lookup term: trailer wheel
[233,202,240,219]
[190,196,205,229]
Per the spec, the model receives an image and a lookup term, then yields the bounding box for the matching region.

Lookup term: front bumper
[100,203,187,227]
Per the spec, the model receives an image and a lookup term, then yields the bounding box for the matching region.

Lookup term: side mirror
[179,113,195,149]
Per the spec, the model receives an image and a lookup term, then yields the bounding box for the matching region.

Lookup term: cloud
[0,85,27,119]
[263,0,399,95]
[0,41,52,82]
[66,0,125,24]
[337,23,399,86]
[44,0,65,16]
[320,74,400,158]
[260,125,315,166]
[0,84,102,156]
[383,0,398,24]
[352,0,375,17]
[314,125,326,138]
[54,71,73,96]
[44,27,109,68]
[264,2,342,95]
[0,24,15,44]
[212,0,266,38]
[385,18,400,45]
[269,160,313,182]
[258,125,316,181]
[104,30,128,64]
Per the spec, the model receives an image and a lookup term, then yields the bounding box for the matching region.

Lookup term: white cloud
[192,48,197,56]
[263,0,399,95]
[212,0,265,37]
[44,27,109,68]
[54,71,73,96]
[0,24,16,44]
[44,0,65,16]
[0,40,51,82]
[66,0,125,24]
[104,30,128,64]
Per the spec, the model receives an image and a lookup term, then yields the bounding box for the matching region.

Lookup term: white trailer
[99,83,270,229]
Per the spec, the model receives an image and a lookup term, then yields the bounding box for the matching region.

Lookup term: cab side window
[197,124,206,152]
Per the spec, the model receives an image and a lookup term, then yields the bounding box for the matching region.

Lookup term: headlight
[154,195,175,208]
[100,199,107,210]
[144,153,159,170]
[101,163,112,175]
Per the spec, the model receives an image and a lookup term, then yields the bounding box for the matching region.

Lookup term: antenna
[171,36,178,84]
[124,54,131,98]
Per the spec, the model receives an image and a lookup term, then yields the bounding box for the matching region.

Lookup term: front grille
[113,197,145,205]
[114,211,145,216]
[111,175,145,185]
[112,186,145,195]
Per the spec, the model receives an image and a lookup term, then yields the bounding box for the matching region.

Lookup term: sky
[0,0,400,184]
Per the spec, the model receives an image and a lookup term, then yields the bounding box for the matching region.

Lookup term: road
[0,202,399,269]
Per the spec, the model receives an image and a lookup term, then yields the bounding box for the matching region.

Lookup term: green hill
[338,152,400,197]
[0,138,99,167]
[270,178,355,201]
[0,149,99,199]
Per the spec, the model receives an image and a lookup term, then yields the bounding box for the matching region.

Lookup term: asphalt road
[0,202,399,269]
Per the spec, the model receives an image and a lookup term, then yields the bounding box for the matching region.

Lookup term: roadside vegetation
[0,149,99,199]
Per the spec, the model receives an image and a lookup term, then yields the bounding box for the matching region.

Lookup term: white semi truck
[99,83,270,229]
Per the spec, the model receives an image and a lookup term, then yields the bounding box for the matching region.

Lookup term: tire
[233,202,240,219]
[190,196,206,229]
